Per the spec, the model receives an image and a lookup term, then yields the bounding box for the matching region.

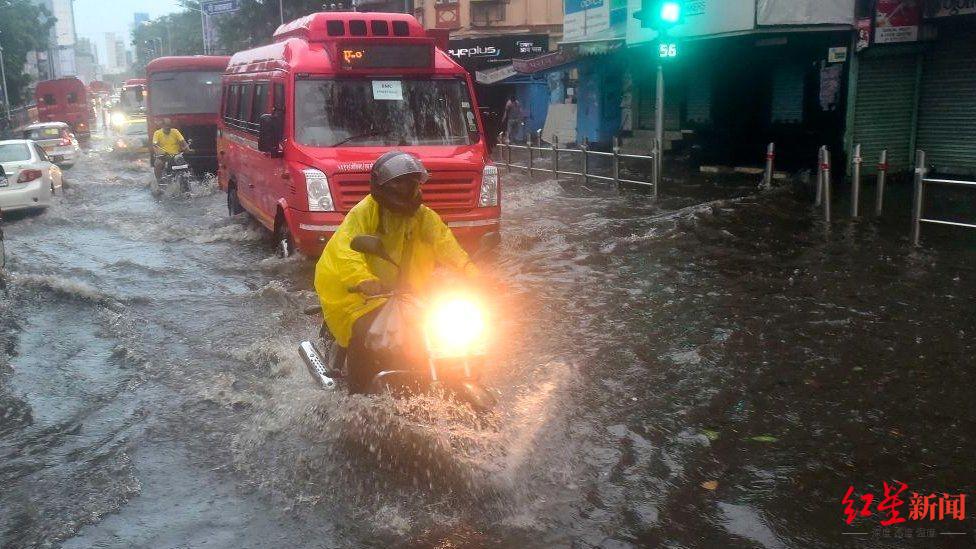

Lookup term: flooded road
[1,136,974,548]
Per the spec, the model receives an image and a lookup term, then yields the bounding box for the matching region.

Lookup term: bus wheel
[227,184,244,216]
[274,218,294,259]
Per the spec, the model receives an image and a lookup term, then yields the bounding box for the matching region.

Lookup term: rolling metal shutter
[851,53,919,174]
[916,35,976,176]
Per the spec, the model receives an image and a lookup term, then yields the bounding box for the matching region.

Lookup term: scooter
[151,142,193,196]
[299,233,501,413]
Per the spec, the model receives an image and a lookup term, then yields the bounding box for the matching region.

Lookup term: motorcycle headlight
[426,295,487,359]
[304,168,335,212]
[478,165,499,207]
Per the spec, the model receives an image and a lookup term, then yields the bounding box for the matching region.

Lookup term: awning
[512,49,579,74]
[475,64,518,85]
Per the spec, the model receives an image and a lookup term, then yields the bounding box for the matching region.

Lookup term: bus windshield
[150,71,222,115]
[295,78,479,148]
[120,86,146,113]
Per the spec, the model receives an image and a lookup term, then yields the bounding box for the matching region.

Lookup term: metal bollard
[815,146,825,206]
[552,135,559,178]
[911,150,926,246]
[875,149,887,216]
[581,139,589,183]
[762,142,775,189]
[527,135,533,179]
[503,132,511,171]
[613,136,621,185]
[851,143,862,218]
[822,147,832,224]
[652,138,660,198]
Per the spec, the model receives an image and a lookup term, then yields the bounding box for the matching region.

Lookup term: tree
[0,0,56,106]
[130,8,206,75]
[213,0,347,53]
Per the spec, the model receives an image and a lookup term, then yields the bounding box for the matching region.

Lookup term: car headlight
[304,168,335,212]
[478,165,498,207]
[426,294,488,359]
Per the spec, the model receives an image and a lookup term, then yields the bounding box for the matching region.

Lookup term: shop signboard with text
[923,0,976,17]
[875,0,921,43]
[448,35,548,72]
[564,0,628,43]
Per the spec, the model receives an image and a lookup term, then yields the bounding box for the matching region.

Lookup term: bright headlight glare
[111,112,126,126]
[479,165,498,207]
[426,296,487,358]
[304,168,334,212]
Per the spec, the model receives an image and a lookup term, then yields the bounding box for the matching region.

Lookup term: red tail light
[59,130,72,146]
[18,170,43,183]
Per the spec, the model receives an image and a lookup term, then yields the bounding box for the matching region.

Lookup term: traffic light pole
[655,62,664,195]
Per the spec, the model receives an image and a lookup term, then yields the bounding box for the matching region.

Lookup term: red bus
[35,77,92,141]
[147,56,230,174]
[115,78,148,125]
[218,12,500,257]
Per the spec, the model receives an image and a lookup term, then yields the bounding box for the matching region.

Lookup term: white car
[22,121,81,168]
[0,140,64,212]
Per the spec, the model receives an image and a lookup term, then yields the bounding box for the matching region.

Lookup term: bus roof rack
[273,12,426,43]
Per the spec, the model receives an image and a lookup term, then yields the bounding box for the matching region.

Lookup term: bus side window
[43,94,56,105]
[238,84,253,129]
[250,83,268,124]
[273,83,285,113]
[67,92,78,104]
[225,84,239,121]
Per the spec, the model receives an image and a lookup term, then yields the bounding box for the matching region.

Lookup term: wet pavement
[0,135,974,548]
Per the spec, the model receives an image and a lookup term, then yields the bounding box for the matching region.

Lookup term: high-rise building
[134,12,150,26]
[32,0,79,78]
[103,32,128,75]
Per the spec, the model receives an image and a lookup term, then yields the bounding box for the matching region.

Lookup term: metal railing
[494,130,659,197]
[911,150,976,246]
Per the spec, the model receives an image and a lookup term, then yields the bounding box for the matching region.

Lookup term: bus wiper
[330,131,393,147]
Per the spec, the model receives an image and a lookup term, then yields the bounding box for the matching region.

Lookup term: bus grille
[331,171,480,212]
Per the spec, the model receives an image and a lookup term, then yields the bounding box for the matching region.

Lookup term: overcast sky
[74,0,186,64]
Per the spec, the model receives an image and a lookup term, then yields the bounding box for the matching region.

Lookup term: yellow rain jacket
[315,195,477,347]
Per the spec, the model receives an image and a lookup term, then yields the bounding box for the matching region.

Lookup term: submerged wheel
[227,184,244,216]
[274,218,294,258]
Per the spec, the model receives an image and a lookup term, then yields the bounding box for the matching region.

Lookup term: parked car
[0,140,64,212]
[113,118,150,156]
[22,121,81,168]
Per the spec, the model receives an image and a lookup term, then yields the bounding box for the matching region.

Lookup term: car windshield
[25,127,62,140]
[0,143,32,163]
[150,71,222,115]
[125,121,148,135]
[295,78,479,147]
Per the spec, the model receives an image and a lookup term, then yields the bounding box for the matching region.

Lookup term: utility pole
[0,42,10,121]
[280,0,284,25]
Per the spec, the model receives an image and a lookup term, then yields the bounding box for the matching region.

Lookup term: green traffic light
[660,1,681,23]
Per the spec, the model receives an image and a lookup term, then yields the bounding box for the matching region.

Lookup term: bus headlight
[304,168,335,212]
[111,112,126,127]
[478,165,499,207]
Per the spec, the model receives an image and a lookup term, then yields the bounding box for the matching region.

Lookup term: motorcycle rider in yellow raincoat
[314,151,478,393]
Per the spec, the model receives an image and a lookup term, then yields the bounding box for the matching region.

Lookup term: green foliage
[212,0,345,53]
[130,6,206,75]
[0,0,56,105]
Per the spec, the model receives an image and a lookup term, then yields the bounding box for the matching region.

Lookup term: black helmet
[370,150,428,216]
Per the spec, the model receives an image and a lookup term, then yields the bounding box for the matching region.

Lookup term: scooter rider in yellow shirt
[151,118,191,182]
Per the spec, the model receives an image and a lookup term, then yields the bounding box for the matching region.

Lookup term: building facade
[411,0,563,144]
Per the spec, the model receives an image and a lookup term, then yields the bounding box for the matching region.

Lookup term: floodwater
[1,136,974,548]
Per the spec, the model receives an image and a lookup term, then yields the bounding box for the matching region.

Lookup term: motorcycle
[299,233,501,413]
[151,144,193,196]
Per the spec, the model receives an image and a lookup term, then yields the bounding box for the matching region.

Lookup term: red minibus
[147,56,230,174]
[217,12,500,257]
[35,77,92,141]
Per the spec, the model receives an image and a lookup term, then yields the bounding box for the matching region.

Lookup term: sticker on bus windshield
[372,80,403,101]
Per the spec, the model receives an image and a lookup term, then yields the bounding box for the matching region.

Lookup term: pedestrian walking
[501,95,524,144]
